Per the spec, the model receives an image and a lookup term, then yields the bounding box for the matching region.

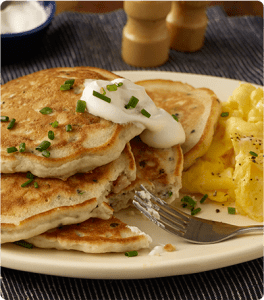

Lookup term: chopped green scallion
[39,107,53,115]
[93,90,111,103]
[200,194,208,204]
[7,118,16,129]
[125,250,138,257]
[221,112,229,117]
[117,82,123,87]
[64,79,75,86]
[26,172,34,179]
[181,195,196,209]
[66,124,72,132]
[228,207,236,214]
[21,178,33,187]
[106,84,117,91]
[34,182,39,188]
[7,146,18,153]
[76,100,86,113]
[51,120,59,128]
[1,116,9,122]
[18,143,26,153]
[60,84,71,91]
[141,109,151,118]
[48,130,55,140]
[172,114,179,122]
[249,151,258,157]
[36,141,51,152]
[14,240,34,249]
[42,150,50,158]
[191,207,201,215]
[125,96,139,109]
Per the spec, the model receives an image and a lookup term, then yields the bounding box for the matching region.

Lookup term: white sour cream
[81,78,185,148]
[1,1,47,34]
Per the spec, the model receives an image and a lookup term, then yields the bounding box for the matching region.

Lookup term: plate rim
[1,70,263,279]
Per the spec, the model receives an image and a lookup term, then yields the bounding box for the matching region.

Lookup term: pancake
[25,216,152,253]
[1,143,136,243]
[136,79,221,170]
[109,136,183,212]
[1,67,143,179]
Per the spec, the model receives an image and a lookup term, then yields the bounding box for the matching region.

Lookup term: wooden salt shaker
[122,1,171,67]
[167,1,209,52]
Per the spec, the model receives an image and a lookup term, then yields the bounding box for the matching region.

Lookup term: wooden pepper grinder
[122,1,171,67]
[167,1,210,52]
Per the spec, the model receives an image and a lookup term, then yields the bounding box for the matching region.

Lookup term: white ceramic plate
[1,71,263,279]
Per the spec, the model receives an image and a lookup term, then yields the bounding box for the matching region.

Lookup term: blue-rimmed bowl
[1,1,56,64]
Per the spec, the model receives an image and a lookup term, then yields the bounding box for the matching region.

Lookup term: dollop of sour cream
[1,1,47,34]
[81,78,185,148]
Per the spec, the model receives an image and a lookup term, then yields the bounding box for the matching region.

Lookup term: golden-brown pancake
[1,143,136,243]
[136,79,221,170]
[25,216,152,253]
[1,67,143,179]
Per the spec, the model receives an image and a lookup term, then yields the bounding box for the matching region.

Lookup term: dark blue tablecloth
[1,5,263,300]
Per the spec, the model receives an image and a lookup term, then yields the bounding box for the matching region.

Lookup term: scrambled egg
[181,83,263,222]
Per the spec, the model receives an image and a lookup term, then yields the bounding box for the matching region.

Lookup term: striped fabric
[1,6,263,300]
[1,258,263,300]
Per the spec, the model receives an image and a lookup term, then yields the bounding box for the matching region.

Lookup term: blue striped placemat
[1,5,263,300]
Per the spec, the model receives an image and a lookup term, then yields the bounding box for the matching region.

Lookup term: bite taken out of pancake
[1,67,144,180]
[109,136,183,212]
[1,143,136,244]
[136,79,222,170]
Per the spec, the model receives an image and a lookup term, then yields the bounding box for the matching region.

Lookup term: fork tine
[132,199,185,237]
[139,185,190,222]
[134,192,187,228]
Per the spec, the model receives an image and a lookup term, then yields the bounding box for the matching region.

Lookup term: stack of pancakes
[1,67,221,253]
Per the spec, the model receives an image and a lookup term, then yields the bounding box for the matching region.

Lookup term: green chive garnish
[14,240,34,249]
[191,207,201,215]
[48,130,55,140]
[172,114,179,122]
[19,143,26,153]
[7,146,18,153]
[1,116,9,122]
[181,195,196,209]
[228,207,236,214]
[39,107,53,115]
[141,109,151,118]
[125,251,138,257]
[26,172,34,179]
[7,118,16,129]
[76,100,86,113]
[21,178,33,187]
[34,182,39,188]
[221,112,229,117]
[64,79,75,86]
[51,120,59,128]
[60,84,71,91]
[93,90,111,103]
[125,96,139,109]
[117,82,123,87]
[36,141,51,152]
[66,124,72,132]
[200,194,208,204]
[107,84,118,91]
[249,151,258,157]
[42,150,50,158]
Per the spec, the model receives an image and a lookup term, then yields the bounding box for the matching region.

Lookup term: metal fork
[133,185,264,244]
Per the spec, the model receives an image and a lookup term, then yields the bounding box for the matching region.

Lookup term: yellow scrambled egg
[181,83,263,222]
